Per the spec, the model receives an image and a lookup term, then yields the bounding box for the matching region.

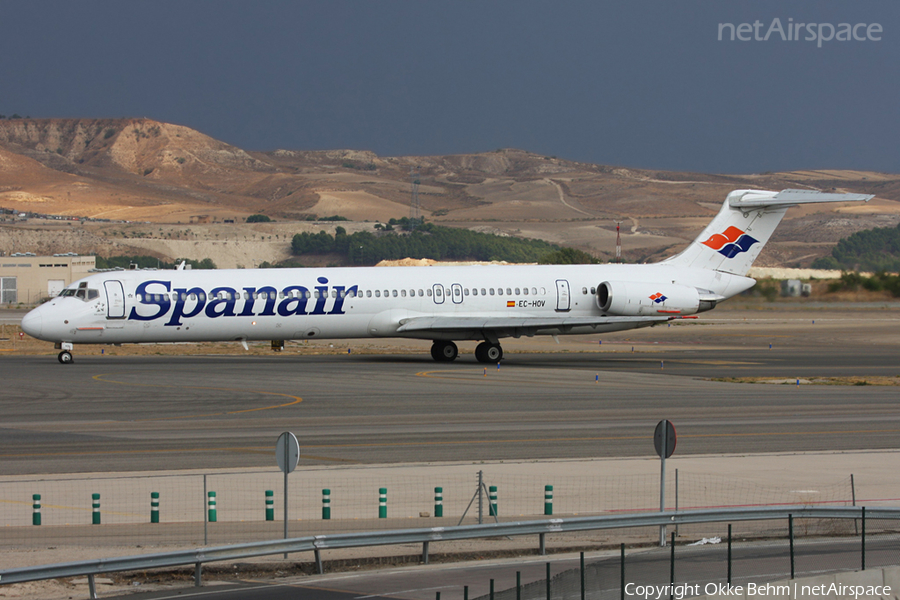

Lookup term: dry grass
[711,376,900,386]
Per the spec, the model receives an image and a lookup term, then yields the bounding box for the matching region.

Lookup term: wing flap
[397,315,670,333]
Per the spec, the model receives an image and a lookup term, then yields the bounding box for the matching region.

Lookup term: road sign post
[275,432,300,557]
[654,419,676,546]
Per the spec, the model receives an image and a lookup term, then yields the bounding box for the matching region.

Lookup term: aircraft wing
[396,314,671,335]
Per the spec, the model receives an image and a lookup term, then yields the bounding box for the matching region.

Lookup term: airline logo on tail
[701,226,759,258]
[649,293,667,304]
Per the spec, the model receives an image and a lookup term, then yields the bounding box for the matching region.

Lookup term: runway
[1,303,899,475]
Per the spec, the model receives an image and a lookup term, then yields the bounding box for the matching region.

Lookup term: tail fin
[662,189,873,276]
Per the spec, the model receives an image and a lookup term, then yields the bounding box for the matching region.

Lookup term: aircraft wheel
[475,341,502,363]
[430,341,458,362]
[58,351,74,364]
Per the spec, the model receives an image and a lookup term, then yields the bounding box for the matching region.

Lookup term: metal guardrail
[0,506,896,592]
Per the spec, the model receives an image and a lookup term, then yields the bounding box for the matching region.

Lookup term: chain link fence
[0,469,859,552]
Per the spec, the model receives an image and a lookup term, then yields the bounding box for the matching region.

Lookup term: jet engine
[596,281,721,316]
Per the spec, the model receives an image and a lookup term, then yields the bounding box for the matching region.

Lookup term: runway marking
[4,429,899,460]
[296,428,900,449]
[91,372,302,419]
[416,360,761,381]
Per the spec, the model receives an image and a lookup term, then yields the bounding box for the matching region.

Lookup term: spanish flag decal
[507,300,516,307]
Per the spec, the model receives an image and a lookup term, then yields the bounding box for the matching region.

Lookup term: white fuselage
[21,263,754,346]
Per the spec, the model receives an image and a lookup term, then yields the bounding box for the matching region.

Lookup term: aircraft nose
[20,309,43,338]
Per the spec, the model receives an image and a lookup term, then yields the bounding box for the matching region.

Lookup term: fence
[474,520,900,600]
[0,468,861,554]
[1,508,898,598]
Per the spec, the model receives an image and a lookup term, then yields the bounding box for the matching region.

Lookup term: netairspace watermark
[625,582,892,600]
[718,18,882,47]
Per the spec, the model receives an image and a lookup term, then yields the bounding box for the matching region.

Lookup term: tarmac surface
[1,301,899,599]
[1,302,900,474]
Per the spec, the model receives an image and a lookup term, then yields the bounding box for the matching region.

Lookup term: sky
[1,1,897,174]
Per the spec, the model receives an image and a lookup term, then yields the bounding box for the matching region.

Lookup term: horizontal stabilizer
[729,189,873,209]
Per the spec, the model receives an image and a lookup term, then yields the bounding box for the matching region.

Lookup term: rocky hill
[1,118,899,267]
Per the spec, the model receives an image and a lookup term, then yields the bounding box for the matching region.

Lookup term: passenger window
[497,288,503,296]
[490,288,495,296]
[418,289,424,297]
[532,287,537,295]
[472,288,478,296]
[331,290,337,298]
[591,287,596,295]
[436,288,442,296]
[401,290,407,297]
[523,288,528,296]
[515,288,520,295]
[383,290,389,297]
[393,290,398,297]
[367,290,372,298]
[582,287,588,294]
[482,288,487,295]
[506,288,512,295]
[464,288,469,296]
[427,289,432,297]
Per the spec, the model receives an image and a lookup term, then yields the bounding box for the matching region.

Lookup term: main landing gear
[430,340,459,362]
[474,341,503,363]
[429,340,504,363]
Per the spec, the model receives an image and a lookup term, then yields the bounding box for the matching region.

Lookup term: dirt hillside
[1,118,898,267]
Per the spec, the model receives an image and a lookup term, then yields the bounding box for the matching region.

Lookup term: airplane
[20,189,871,364]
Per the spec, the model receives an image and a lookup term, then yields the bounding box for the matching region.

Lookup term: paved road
[102,536,898,600]
[0,339,899,474]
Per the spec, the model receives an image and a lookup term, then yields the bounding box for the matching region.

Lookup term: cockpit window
[60,286,99,302]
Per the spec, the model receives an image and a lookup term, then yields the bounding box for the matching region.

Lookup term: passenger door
[555,279,571,312]
[104,280,126,319]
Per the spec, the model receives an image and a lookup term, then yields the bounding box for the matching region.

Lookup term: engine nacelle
[596,281,719,316]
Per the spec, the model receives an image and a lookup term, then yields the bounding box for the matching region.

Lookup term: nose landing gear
[55,342,75,364]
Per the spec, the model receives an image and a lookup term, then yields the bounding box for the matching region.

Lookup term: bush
[827,271,900,297]
[813,223,900,272]
[246,214,272,223]
[538,247,600,265]
[291,223,559,265]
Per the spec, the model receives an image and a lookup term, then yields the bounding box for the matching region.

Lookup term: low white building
[0,254,96,305]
